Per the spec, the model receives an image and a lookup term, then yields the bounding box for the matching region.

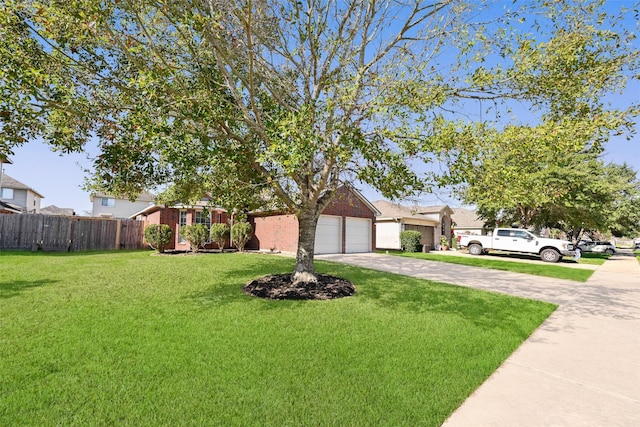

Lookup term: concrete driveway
[317,251,640,426]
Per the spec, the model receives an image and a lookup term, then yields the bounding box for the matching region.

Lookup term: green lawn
[0,250,555,426]
[391,251,595,282]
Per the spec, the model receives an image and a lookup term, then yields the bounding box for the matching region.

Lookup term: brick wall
[322,187,375,220]
[249,214,298,253]
[144,207,231,251]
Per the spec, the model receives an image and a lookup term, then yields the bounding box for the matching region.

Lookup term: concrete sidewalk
[317,251,640,426]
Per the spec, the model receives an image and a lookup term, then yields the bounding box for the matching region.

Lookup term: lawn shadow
[0,279,58,299]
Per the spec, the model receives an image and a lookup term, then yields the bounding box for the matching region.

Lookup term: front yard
[0,250,555,426]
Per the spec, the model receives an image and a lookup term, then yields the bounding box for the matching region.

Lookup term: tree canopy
[1,0,638,282]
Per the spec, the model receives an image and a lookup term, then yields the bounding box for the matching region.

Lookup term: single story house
[132,186,380,254]
[373,200,453,250]
[451,207,487,236]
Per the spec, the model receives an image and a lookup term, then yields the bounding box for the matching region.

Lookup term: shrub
[209,223,230,251]
[231,221,253,252]
[144,224,173,253]
[400,230,422,253]
[180,224,209,252]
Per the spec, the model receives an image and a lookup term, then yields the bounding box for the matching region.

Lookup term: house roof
[415,205,454,216]
[372,200,442,224]
[41,205,75,216]
[452,208,485,229]
[130,186,379,219]
[129,202,227,219]
[0,200,23,213]
[0,174,44,198]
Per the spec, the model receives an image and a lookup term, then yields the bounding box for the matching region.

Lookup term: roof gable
[373,200,452,221]
[0,174,44,198]
[452,208,485,228]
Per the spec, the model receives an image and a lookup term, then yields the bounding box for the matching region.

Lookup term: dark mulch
[243,274,356,300]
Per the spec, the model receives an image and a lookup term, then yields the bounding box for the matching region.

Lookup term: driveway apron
[317,252,640,426]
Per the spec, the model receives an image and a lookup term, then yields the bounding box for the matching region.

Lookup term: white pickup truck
[457,228,575,262]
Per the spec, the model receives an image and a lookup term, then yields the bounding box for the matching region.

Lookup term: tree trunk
[292,209,321,285]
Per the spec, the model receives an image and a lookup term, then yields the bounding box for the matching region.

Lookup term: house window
[179,210,188,243]
[195,211,211,229]
[101,197,115,207]
[1,188,13,199]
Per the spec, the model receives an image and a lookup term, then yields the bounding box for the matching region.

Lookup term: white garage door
[315,215,341,254]
[345,217,371,253]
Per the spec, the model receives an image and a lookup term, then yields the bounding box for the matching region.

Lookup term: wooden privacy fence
[0,214,146,252]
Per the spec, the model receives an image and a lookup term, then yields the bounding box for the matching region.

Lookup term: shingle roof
[41,205,75,216]
[373,200,439,222]
[0,174,44,198]
[0,200,23,213]
[452,208,485,228]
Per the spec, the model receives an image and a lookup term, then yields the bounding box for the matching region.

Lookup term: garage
[345,217,371,253]
[315,215,341,254]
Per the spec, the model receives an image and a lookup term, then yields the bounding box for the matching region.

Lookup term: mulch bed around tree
[243,274,356,300]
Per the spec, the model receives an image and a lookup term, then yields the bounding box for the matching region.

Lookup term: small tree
[400,231,422,253]
[231,221,253,252]
[209,223,230,252]
[180,224,209,253]
[144,224,172,253]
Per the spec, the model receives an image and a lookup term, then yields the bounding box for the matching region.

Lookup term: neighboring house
[0,174,44,214]
[452,207,487,236]
[133,186,380,254]
[373,201,453,250]
[41,205,76,216]
[91,192,155,218]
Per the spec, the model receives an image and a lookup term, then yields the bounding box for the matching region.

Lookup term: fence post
[32,215,43,252]
[115,219,122,250]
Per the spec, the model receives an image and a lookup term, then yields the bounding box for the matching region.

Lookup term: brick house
[131,201,230,251]
[248,186,380,254]
[132,186,379,254]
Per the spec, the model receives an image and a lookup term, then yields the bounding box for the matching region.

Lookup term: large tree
[1,0,638,284]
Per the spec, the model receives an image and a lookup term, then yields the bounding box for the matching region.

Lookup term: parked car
[634,240,640,250]
[577,241,616,255]
[458,228,574,262]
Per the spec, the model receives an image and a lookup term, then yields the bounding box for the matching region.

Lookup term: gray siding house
[91,192,155,218]
[0,174,44,214]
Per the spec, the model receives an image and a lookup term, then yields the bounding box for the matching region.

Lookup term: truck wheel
[468,244,483,255]
[540,249,560,263]
[605,248,614,255]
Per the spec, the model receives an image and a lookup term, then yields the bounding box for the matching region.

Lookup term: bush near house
[400,230,422,253]
[180,224,209,252]
[231,220,252,252]
[144,224,172,253]
[209,223,230,251]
